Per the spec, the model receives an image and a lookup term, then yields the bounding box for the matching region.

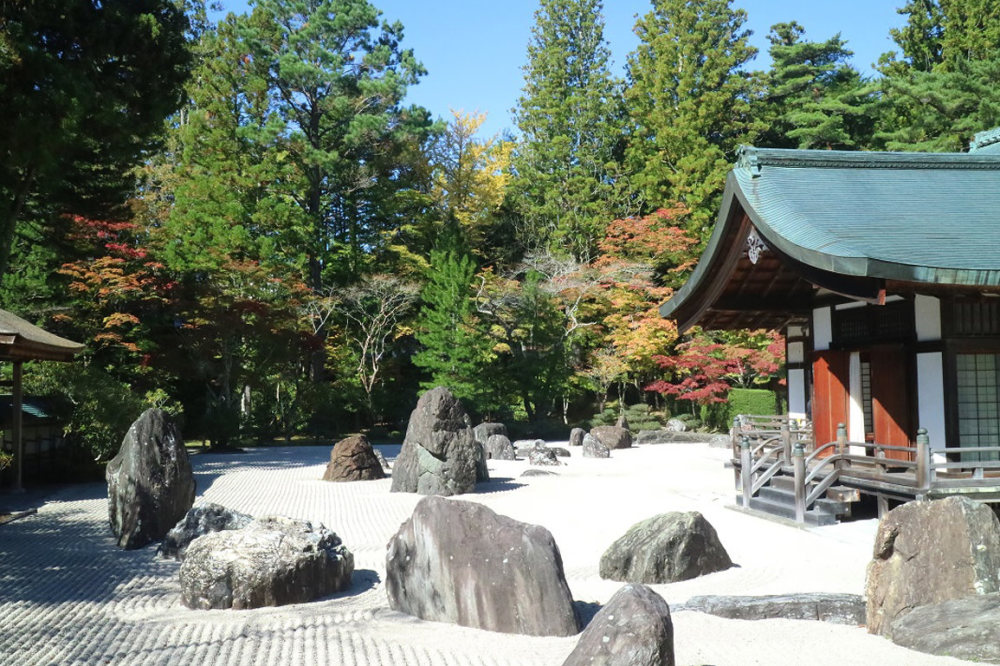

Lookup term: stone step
[738,495,838,526]
[764,476,861,506]
[756,486,853,517]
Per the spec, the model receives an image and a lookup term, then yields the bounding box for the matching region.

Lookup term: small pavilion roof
[0,308,84,362]
[661,144,1000,331]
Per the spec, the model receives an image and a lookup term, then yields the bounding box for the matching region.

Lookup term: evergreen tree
[625,0,758,241]
[512,0,625,262]
[757,22,875,150]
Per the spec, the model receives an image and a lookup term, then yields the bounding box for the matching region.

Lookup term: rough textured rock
[322,434,385,481]
[528,443,562,466]
[390,387,482,495]
[474,422,507,444]
[615,413,631,431]
[513,438,545,451]
[676,593,865,626]
[386,496,579,636]
[521,469,558,477]
[569,427,585,447]
[635,430,731,447]
[665,418,688,432]
[865,496,1000,636]
[582,434,610,459]
[179,516,353,610]
[106,408,196,550]
[600,512,732,583]
[550,446,571,458]
[484,434,516,460]
[159,503,252,560]
[563,584,674,666]
[590,425,632,450]
[889,593,1000,663]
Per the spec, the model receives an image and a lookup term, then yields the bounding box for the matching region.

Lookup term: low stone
[474,422,507,444]
[590,425,632,450]
[390,387,482,496]
[159,503,252,561]
[528,444,562,466]
[865,496,1000,636]
[582,434,610,459]
[386,496,579,636]
[665,419,688,433]
[562,584,674,666]
[322,434,385,482]
[600,512,732,583]
[550,446,571,458]
[889,593,1000,663]
[676,593,865,626]
[569,427,585,447]
[179,516,353,610]
[106,408,196,550]
[522,469,558,477]
[484,434,516,460]
[513,438,545,451]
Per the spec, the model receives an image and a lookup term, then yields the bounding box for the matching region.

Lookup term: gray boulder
[484,434,516,461]
[390,387,482,495]
[528,443,562,466]
[665,418,687,432]
[569,427,586,447]
[513,438,545,452]
[386,496,579,636]
[866,496,1000,636]
[591,425,632,450]
[582,434,610,459]
[474,422,507,444]
[890,593,1000,663]
[322,434,385,481]
[159,503,252,560]
[550,446,571,458]
[106,408,196,550]
[676,593,865,626]
[179,516,353,610]
[563,584,674,666]
[600,512,732,583]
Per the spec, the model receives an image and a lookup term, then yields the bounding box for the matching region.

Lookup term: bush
[700,388,778,431]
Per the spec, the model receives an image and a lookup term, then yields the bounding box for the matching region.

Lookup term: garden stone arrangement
[106,408,196,550]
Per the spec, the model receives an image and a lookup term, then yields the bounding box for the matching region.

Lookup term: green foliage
[700,388,778,431]
[512,0,626,260]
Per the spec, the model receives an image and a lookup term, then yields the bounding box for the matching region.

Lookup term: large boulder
[590,425,632,450]
[474,422,507,444]
[600,512,732,583]
[582,433,610,459]
[563,584,674,666]
[676,593,865,626]
[889,593,1000,663]
[528,443,562,466]
[569,427,586,447]
[179,516,354,610]
[322,434,385,482]
[386,496,579,636]
[484,434,516,461]
[106,408,196,550]
[159,503,252,560]
[390,387,482,495]
[865,496,1000,636]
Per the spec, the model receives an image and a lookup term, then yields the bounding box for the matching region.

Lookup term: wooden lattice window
[956,353,1000,461]
[832,301,915,347]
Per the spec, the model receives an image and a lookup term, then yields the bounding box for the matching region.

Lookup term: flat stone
[890,593,1000,663]
[676,593,865,625]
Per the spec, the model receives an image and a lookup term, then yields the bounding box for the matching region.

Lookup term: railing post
[732,416,741,456]
[741,435,752,508]
[793,442,806,523]
[836,422,848,471]
[781,418,791,464]
[916,427,931,498]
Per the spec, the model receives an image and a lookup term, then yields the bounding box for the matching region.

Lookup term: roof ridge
[971,127,1000,152]
[737,145,1000,176]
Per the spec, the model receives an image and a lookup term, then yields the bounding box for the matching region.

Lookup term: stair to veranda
[737,474,861,526]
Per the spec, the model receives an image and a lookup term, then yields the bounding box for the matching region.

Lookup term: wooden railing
[733,415,1000,523]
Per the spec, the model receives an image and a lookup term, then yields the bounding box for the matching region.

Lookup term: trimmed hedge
[700,388,778,431]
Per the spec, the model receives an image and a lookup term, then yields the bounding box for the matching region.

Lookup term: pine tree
[625,0,758,242]
[512,0,625,262]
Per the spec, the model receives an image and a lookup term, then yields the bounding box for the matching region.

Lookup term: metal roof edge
[971,127,1000,152]
[735,145,1000,172]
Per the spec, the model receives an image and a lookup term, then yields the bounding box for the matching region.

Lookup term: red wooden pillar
[812,351,849,452]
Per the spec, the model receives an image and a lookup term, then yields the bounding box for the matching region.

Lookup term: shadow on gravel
[473,477,526,493]
[573,600,603,629]
[322,568,381,600]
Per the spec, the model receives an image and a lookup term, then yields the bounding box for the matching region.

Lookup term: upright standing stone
[591,425,632,450]
[569,427,586,447]
[390,387,482,495]
[386,496,579,636]
[563,584,674,666]
[582,433,610,458]
[322,434,385,481]
[484,434,516,460]
[866,496,1000,636]
[106,408,196,550]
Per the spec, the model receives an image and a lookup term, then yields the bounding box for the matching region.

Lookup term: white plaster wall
[787,325,804,338]
[813,307,832,351]
[787,341,804,364]
[848,352,865,442]
[917,352,946,448]
[788,368,806,421]
[915,295,942,342]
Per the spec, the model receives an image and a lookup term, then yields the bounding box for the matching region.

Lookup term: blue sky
[217,1,907,138]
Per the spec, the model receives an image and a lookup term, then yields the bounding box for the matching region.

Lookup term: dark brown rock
[563,584,674,666]
[600,512,732,583]
[591,425,632,450]
[889,593,1000,663]
[390,387,481,495]
[676,593,865,625]
[385,496,579,636]
[865,496,1000,636]
[106,408,196,550]
[582,433,610,458]
[569,427,586,447]
[179,516,353,610]
[159,503,252,560]
[322,434,385,482]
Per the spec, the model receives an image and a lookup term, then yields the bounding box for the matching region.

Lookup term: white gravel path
[0,442,978,665]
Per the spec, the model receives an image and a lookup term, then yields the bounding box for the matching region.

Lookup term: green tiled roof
[730,145,1000,285]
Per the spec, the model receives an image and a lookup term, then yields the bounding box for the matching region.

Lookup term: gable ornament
[747,227,768,264]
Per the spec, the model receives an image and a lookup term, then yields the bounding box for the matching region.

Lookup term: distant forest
[2,0,998,458]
